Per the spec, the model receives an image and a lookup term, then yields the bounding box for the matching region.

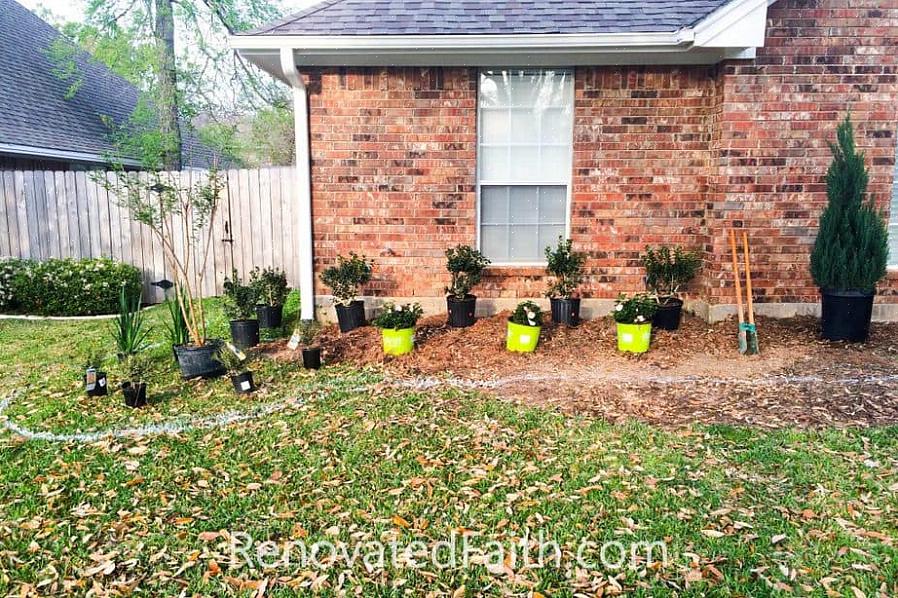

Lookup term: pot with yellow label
[506,320,541,353]
[616,322,652,354]
[381,327,415,356]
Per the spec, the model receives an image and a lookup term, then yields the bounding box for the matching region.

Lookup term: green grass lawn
[1,303,896,596]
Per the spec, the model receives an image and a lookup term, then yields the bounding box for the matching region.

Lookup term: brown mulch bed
[262,313,898,429]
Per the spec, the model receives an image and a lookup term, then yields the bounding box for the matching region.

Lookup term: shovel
[741,231,760,355]
[728,229,748,354]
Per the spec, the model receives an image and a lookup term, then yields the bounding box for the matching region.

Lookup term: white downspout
[279,48,315,321]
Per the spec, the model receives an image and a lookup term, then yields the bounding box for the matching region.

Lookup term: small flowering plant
[0,257,25,312]
[510,301,543,327]
[372,302,424,330]
[612,293,658,325]
[3,257,140,316]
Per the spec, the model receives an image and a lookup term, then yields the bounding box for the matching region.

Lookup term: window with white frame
[891,147,898,267]
[478,69,574,263]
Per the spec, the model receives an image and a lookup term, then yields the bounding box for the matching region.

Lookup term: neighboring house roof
[232,0,772,70]
[249,0,731,36]
[0,0,217,168]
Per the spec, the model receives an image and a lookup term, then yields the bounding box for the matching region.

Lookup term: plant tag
[225,341,246,361]
[287,332,301,351]
[98,377,106,388]
[85,368,97,391]
[240,380,251,391]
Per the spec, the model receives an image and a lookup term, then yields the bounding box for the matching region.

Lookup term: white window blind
[478,70,573,263]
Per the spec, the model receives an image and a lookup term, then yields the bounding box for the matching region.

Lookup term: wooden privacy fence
[0,167,300,304]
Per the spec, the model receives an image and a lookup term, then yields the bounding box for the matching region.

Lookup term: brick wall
[306,67,477,299]
[306,65,719,302]
[568,66,717,300]
[706,0,898,305]
[304,0,898,312]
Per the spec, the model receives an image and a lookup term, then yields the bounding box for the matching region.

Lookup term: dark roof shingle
[247,0,732,36]
[0,0,218,167]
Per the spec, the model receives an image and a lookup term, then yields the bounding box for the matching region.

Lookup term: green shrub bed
[0,257,142,316]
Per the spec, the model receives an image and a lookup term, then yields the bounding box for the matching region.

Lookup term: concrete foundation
[312,296,898,324]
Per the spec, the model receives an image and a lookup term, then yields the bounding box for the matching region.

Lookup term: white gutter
[231,31,708,67]
[230,31,694,52]
[278,47,315,322]
[0,143,142,167]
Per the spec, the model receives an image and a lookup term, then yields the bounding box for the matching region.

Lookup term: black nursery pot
[820,289,874,343]
[652,298,684,331]
[122,382,147,408]
[550,297,581,327]
[174,340,226,379]
[447,295,477,328]
[230,319,260,349]
[84,370,108,397]
[231,371,256,394]
[302,346,322,370]
[256,304,284,329]
[335,300,366,333]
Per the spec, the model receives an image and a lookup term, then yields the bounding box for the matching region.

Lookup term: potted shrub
[216,344,256,394]
[165,286,190,363]
[810,116,889,342]
[545,238,586,327]
[320,253,373,333]
[641,245,702,331]
[445,245,490,328]
[507,301,543,353]
[251,267,289,329]
[223,270,260,349]
[104,169,226,379]
[613,293,658,354]
[120,354,151,408]
[297,319,323,369]
[372,302,423,356]
[109,288,151,362]
[83,348,108,397]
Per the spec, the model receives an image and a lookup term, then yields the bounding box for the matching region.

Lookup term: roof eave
[0,143,141,167]
[229,0,769,72]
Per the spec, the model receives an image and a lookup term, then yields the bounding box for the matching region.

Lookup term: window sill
[487,262,547,268]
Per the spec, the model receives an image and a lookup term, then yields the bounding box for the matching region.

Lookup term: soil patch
[262,313,898,429]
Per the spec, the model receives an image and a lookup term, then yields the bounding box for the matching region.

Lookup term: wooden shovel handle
[742,231,756,326]
[729,229,745,325]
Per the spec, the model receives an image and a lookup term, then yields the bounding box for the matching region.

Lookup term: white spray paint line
[0,391,303,443]
[391,372,898,391]
[0,306,159,322]
[3,370,898,444]
[0,377,375,444]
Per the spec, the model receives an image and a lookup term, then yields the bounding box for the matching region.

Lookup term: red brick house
[231,0,898,323]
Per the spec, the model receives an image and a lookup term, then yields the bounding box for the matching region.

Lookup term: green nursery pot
[616,322,652,354]
[381,327,415,356]
[506,320,541,353]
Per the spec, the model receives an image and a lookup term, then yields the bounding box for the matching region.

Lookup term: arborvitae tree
[810,116,888,292]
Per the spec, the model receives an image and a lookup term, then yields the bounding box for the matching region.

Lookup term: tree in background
[198,104,295,167]
[49,0,297,167]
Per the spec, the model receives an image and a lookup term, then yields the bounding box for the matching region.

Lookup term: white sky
[17,0,83,22]
[17,0,318,28]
